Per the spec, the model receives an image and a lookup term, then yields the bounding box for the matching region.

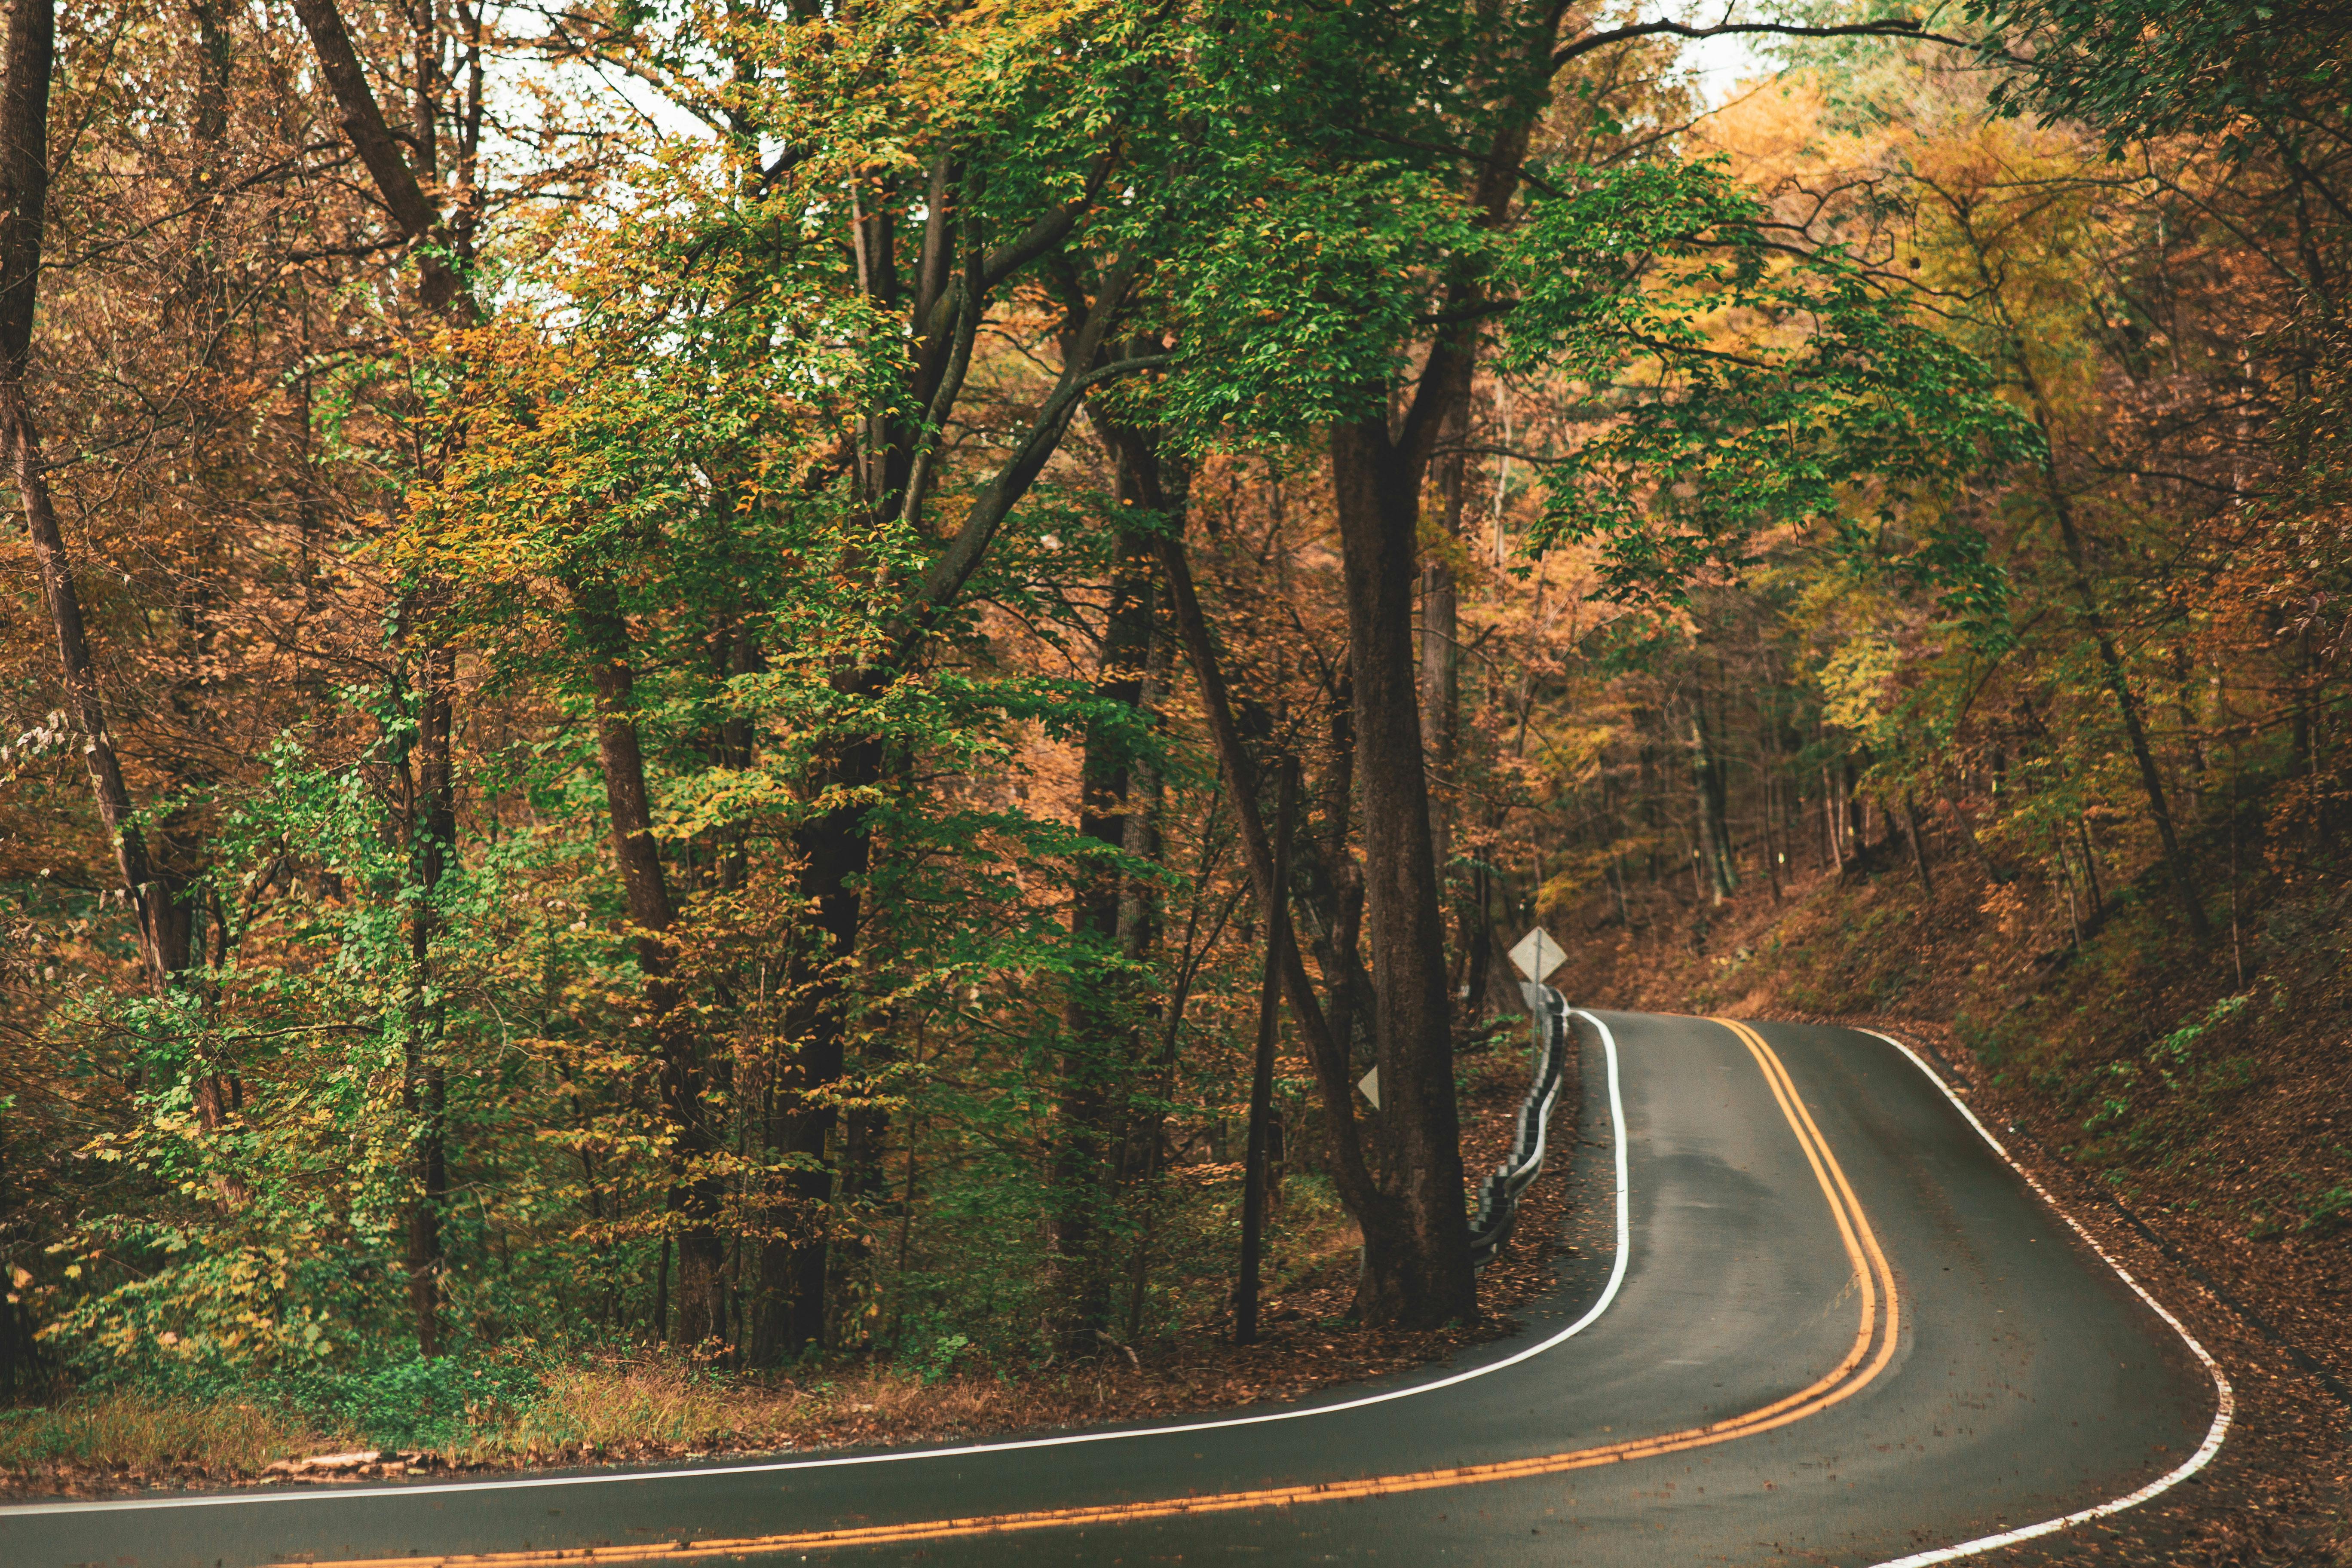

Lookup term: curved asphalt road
[2,1013,2221,1567]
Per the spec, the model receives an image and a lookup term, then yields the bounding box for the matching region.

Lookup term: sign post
[1508,928,1566,1055]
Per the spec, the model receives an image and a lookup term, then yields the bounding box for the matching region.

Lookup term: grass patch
[476,1361,1025,1460]
[0,1389,318,1477]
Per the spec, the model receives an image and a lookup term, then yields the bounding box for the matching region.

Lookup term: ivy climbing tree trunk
[292,0,499,1351]
[1050,504,1160,1342]
[570,581,729,1346]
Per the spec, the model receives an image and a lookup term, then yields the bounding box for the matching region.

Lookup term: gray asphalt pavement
[0,1013,2221,1567]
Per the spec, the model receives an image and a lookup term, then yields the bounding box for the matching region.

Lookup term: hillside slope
[1550,818,2351,1563]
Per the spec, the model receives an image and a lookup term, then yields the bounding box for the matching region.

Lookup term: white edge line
[1856,1027,2233,1568]
[0,1011,1632,1521]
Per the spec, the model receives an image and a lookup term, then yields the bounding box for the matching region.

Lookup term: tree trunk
[1419,405,1467,954]
[1235,760,1298,1347]
[1902,793,1935,897]
[1050,519,1158,1341]
[401,637,454,1354]
[1690,709,1736,902]
[1328,420,1474,1329]
[1842,757,1864,858]
[1962,222,2210,942]
[769,734,877,1356]
[1822,765,1842,871]
[570,581,726,1346]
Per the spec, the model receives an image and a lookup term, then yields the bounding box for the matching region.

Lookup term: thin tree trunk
[2076,815,2106,919]
[1960,222,2209,941]
[1689,711,1735,903]
[1902,793,1935,897]
[2055,833,2083,950]
[1420,402,1467,955]
[1822,767,1841,872]
[570,580,726,1345]
[1050,521,1157,1341]
[1838,757,1857,855]
[400,636,454,1354]
[654,1233,671,1343]
[2228,740,2245,986]
[1235,760,1297,1346]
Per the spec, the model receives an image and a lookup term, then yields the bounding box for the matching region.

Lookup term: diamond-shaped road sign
[1509,926,1566,983]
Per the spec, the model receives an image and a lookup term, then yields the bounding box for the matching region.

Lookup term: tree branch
[904,271,1156,634]
[1552,17,1977,74]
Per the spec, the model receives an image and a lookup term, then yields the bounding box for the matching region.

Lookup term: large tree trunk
[1419,411,1466,950]
[1328,420,1475,1329]
[762,733,879,1357]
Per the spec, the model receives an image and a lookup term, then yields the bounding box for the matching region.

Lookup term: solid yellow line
[1708,1017,1877,1426]
[303,1020,1900,1567]
[1717,1017,1903,1402]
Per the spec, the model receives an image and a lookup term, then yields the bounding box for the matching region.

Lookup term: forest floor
[1552,827,2352,1565]
[0,1026,1580,1498]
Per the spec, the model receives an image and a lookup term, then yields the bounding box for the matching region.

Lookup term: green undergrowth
[1,1351,556,1474]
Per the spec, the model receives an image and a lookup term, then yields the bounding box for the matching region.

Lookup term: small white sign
[1356,1065,1380,1110]
[1509,926,1567,983]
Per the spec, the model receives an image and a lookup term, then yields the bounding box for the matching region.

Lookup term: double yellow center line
[310,1018,1896,1565]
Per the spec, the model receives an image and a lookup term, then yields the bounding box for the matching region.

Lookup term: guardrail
[1467,984,1573,1271]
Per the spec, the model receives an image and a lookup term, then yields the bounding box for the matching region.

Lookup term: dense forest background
[0,0,2343,1493]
